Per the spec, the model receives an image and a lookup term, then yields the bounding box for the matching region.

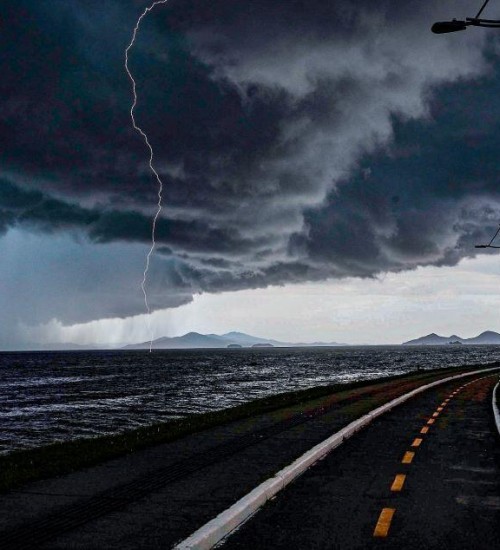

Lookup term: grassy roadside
[1,363,497,494]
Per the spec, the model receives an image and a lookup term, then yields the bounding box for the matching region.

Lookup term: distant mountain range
[123,331,347,350]
[403,331,500,345]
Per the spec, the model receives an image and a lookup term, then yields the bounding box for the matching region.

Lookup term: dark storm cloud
[0,178,266,257]
[1,0,500,325]
[0,179,98,232]
[295,72,500,278]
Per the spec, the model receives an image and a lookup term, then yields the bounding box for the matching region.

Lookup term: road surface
[0,369,497,549]
[223,373,500,549]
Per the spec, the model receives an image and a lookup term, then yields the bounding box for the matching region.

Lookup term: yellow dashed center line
[390,474,406,492]
[402,451,415,464]
[372,382,468,541]
[373,508,396,537]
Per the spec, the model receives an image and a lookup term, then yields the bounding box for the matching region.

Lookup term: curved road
[223,374,500,549]
[0,369,497,549]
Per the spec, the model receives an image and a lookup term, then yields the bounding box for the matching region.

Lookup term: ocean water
[1,346,499,455]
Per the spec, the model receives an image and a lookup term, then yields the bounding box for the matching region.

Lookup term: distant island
[251,343,274,348]
[123,331,347,350]
[403,331,500,346]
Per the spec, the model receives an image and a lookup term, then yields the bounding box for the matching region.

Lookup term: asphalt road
[0,369,497,549]
[223,373,500,550]
[0,372,447,549]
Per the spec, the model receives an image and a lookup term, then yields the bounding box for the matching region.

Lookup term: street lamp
[432,0,500,33]
[475,225,500,249]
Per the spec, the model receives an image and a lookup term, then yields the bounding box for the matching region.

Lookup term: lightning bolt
[125,0,169,352]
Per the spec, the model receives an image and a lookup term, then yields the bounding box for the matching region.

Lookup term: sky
[2,0,500,349]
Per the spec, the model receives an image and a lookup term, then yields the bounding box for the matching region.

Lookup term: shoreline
[1,362,498,494]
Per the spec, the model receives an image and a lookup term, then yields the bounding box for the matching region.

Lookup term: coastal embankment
[0,363,491,494]
[0,363,499,549]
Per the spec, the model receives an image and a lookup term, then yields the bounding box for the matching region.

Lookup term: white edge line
[174,366,500,550]
[493,378,500,436]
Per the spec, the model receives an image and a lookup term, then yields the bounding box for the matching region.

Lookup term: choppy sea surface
[1,346,500,455]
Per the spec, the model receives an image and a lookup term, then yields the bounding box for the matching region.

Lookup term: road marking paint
[402,451,415,464]
[411,438,423,447]
[420,426,429,434]
[427,418,435,424]
[391,474,406,492]
[373,508,396,537]
[432,412,439,417]
[174,368,500,550]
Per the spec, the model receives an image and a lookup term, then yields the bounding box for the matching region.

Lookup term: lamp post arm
[475,0,491,18]
[466,18,500,27]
